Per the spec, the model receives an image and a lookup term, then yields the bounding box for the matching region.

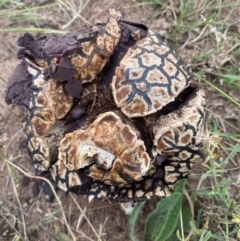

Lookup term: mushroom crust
[5,9,206,202]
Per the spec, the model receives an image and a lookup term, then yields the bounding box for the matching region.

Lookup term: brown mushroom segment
[153,88,206,189]
[22,58,73,172]
[55,112,151,186]
[26,58,73,135]
[112,30,192,118]
[71,9,122,83]
[109,140,150,182]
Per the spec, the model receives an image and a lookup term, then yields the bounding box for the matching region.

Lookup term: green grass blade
[0,3,58,17]
[54,224,73,241]
[202,231,212,241]
[0,28,68,34]
[0,76,7,84]
[194,73,240,108]
[11,235,20,241]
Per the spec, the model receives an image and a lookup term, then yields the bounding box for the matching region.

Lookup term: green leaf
[144,180,186,241]
[173,179,186,194]
[129,201,145,241]
[167,207,191,241]
[144,193,181,241]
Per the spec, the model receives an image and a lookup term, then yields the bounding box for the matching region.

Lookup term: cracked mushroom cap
[25,58,73,137]
[22,57,72,172]
[68,8,123,84]
[153,88,206,189]
[53,112,151,190]
[112,30,193,118]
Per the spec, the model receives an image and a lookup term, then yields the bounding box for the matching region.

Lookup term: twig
[69,192,102,241]
[2,156,77,241]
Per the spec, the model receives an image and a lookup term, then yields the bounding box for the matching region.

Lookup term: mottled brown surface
[4,8,206,203]
[55,112,151,187]
[112,29,193,117]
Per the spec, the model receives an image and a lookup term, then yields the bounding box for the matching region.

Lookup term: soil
[0,0,239,241]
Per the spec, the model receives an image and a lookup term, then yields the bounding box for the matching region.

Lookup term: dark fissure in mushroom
[156,83,199,117]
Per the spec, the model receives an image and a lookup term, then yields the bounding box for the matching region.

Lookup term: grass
[0,0,91,34]
[0,0,240,240]
[1,142,102,241]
